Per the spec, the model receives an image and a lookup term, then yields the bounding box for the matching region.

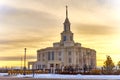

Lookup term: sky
[0,0,120,67]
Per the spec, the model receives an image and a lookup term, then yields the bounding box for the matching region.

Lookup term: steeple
[64,5,70,32]
[66,5,68,18]
[60,6,74,47]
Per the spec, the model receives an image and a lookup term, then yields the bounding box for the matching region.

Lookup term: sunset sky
[0,0,120,67]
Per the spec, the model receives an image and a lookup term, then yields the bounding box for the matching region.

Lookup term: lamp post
[23,48,26,75]
[83,54,86,73]
[87,52,90,72]
[32,63,35,78]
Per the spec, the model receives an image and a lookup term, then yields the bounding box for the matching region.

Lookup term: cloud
[37,0,109,9]
[0,56,36,61]
[74,23,117,36]
[0,5,58,30]
[0,5,61,51]
[0,34,57,51]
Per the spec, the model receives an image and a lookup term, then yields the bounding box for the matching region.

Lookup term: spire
[66,5,68,18]
[64,5,70,23]
[64,5,70,32]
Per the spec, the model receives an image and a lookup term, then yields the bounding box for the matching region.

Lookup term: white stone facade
[28,6,96,71]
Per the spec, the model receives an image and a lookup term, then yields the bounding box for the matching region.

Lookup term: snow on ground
[0,73,8,76]
[16,74,120,79]
[1,73,120,79]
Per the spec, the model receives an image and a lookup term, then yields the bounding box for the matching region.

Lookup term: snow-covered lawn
[16,74,120,79]
[1,73,120,79]
[0,73,8,76]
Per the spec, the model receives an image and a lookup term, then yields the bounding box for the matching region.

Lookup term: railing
[8,70,49,75]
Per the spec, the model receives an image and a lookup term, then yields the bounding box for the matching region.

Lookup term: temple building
[28,6,96,71]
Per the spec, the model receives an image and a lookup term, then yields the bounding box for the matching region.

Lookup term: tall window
[69,58,72,63]
[43,54,45,57]
[52,51,54,60]
[43,58,45,61]
[76,52,78,55]
[63,36,66,41]
[68,51,71,56]
[48,52,50,60]
[59,58,61,61]
[38,54,41,61]
[39,54,41,58]
[59,52,61,56]
[42,65,45,68]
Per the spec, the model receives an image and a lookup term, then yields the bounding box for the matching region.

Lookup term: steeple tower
[60,6,74,47]
[64,5,70,32]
